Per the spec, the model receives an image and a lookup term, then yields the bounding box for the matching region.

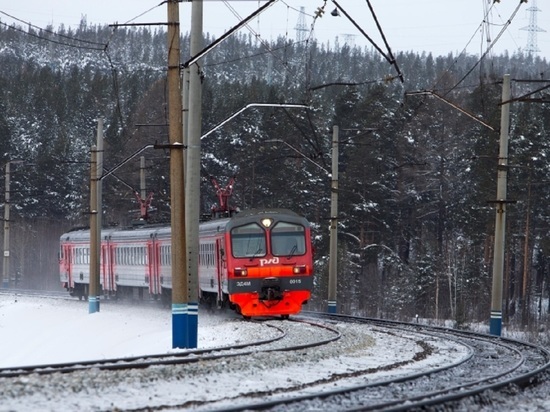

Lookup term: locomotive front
[224,209,314,317]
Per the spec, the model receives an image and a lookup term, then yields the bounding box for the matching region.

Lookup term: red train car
[59,208,314,318]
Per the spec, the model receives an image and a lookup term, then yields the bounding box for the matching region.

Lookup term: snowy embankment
[3,293,549,411]
[0,293,268,368]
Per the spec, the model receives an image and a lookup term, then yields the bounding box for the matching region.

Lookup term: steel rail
[208,312,550,412]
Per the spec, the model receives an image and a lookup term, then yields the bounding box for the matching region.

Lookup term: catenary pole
[2,160,25,288]
[95,119,103,311]
[328,126,339,313]
[89,145,100,314]
[490,74,511,336]
[167,0,188,348]
[182,67,190,176]
[2,162,12,288]
[185,0,203,348]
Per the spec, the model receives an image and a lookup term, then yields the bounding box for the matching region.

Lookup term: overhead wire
[441,0,525,96]
[220,0,296,81]
[203,39,308,68]
[0,9,105,48]
[102,1,167,139]
[280,0,314,17]
[330,0,403,82]
[209,1,327,173]
[280,2,330,165]
[0,3,166,155]
[0,19,105,51]
[478,0,494,115]
[299,1,323,105]
[363,0,403,83]
[405,1,526,131]
[309,77,399,92]
[215,0,331,168]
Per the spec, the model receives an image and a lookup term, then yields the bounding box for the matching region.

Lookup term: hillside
[1,21,550,332]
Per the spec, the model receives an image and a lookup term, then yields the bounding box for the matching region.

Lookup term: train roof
[225,208,309,230]
[232,208,299,218]
[60,209,309,242]
[60,225,171,242]
[199,217,232,236]
[107,225,170,241]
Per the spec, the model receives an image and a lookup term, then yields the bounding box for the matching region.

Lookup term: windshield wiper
[249,244,264,261]
[286,244,297,260]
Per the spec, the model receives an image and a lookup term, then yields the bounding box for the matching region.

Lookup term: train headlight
[261,218,273,228]
[293,265,306,275]
[234,267,248,277]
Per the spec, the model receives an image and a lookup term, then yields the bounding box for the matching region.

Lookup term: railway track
[2,297,549,411]
[0,318,340,379]
[0,317,342,411]
[207,313,550,412]
[0,289,69,299]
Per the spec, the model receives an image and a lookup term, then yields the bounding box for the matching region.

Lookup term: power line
[447,2,525,95]
[0,10,106,49]
[0,20,105,51]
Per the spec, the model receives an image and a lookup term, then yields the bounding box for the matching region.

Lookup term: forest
[1,20,550,334]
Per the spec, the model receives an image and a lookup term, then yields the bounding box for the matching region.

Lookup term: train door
[148,238,160,296]
[216,238,225,303]
[108,243,116,293]
[61,243,74,289]
[101,240,115,294]
[100,242,107,292]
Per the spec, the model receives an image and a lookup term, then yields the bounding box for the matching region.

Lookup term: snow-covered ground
[0,293,267,368]
[0,292,461,410]
[1,293,550,411]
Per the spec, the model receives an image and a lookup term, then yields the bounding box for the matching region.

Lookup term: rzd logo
[259,257,280,266]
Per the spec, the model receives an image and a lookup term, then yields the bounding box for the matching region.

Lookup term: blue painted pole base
[1,279,8,289]
[88,296,100,314]
[188,302,198,349]
[490,311,502,336]
[328,300,337,314]
[172,303,189,348]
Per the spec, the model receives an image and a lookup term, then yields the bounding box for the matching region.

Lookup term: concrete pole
[2,162,11,289]
[521,169,532,326]
[490,74,511,336]
[167,0,188,349]
[182,67,190,178]
[185,0,203,348]
[95,119,103,309]
[328,126,339,313]
[89,145,100,314]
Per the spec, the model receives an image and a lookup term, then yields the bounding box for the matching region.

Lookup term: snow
[0,292,465,411]
[2,292,549,411]
[0,293,257,368]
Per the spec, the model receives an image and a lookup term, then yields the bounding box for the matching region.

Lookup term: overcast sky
[1,1,549,59]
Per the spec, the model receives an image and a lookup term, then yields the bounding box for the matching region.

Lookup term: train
[59,208,314,318]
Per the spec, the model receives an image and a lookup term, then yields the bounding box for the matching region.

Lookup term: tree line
[1,21,550,334]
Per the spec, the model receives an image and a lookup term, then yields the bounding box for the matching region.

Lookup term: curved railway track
[0,318,340,379]
[209,313,550,412]
[1,300,549,411]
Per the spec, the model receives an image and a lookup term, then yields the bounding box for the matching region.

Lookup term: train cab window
[271,222,306,257]
[231,223,266,258]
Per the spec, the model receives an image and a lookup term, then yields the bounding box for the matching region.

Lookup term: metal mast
[342,33,356,47]
[295,6,308,43]
[521,0,545,53]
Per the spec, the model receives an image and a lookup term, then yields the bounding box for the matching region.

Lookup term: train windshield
[271,222,306,257]
[231,223,266,258]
